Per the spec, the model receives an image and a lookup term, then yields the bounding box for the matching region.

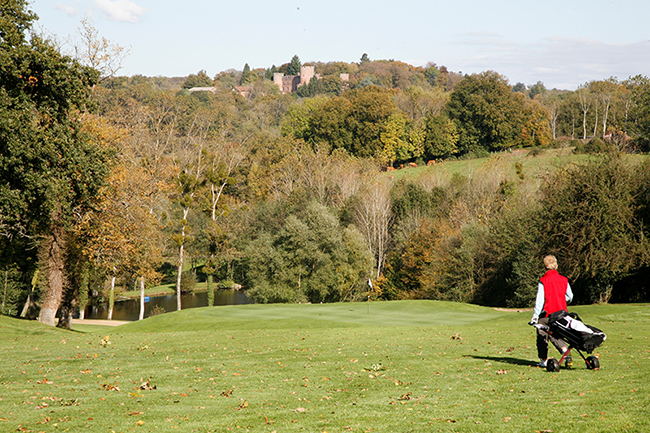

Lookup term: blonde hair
[543,255,558,270]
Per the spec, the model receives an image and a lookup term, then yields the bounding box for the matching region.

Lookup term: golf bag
[547,310,606,354]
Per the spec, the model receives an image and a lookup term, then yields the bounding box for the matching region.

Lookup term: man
[529,255,574,368]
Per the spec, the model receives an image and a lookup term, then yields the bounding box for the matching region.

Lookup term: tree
[539,92,564,140]
[445,71,526,153]
[306,96,353,150]
[378,112,410,164]
[280,96,327,139]
[202,136,245,305]
[633,76,650,150]
[182,70,213,89]
[170,112,207,311]
[538,155,644,303]
[528,81,546,99]
[518,97,552,147]
[423,63,440,87]
[423,115,459,159]
[0,0,112,326]
[240,63,256,85]
[77,145,163,321]
[384,219,454,300]
[344,85,400,158]
[244,201,372,303]
[287,55,301,76]
[576,85,593,139]
[354,178,393,279]
[74,18,128,83]
[622,75,647,138]
[513,82,526,93]
[590,78,620,138]
[295,75,343,97]
[393,86,448,124]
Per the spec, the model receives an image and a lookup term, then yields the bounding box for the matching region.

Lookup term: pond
[81,290,252,321]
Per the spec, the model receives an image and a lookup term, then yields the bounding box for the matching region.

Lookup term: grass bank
[1,301,648,432]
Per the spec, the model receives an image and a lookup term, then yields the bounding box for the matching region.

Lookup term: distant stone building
[189,65,350,97]
[273,65,319,94]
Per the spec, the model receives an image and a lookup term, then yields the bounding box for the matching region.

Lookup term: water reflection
[82,290,252,321]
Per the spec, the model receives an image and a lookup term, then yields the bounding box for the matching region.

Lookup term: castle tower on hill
[273,65,317,94]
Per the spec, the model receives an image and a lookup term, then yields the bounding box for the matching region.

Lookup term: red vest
[539,269,568,315]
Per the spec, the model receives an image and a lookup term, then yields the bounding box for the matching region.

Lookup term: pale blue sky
[31,0,650,90]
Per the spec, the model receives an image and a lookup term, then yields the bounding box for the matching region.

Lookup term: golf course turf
[1,300,648,432]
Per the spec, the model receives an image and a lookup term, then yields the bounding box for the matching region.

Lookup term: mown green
[1,301,648,432]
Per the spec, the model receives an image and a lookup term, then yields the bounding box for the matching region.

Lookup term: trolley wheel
[546,358,560,372]
[586,356,600,370]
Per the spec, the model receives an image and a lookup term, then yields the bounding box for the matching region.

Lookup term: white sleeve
[533,282,545,318]
[565,282,573,304]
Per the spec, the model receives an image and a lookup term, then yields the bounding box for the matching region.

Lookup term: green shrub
[573,137,616,154]
[180,270,197,294]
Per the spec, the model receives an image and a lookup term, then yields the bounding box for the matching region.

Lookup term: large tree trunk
[56,300,74,329]
[56,283,77,330]
[38,225,66,326]
[20,292,31,317]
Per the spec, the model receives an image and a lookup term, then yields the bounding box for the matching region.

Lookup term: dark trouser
[536,317,568,359]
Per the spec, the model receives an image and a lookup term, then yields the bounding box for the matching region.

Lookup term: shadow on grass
[466,355,538,367]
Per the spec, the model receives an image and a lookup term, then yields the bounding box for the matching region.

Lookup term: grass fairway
[1,301,648,432]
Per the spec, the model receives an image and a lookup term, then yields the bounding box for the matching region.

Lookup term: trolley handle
[531,323,549,331]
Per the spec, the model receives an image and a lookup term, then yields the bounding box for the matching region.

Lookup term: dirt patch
[72,319,131,327]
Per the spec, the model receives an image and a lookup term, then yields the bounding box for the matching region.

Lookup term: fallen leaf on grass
[101,383,120,391]
[294,407,308,413]
[221,389,233,397]
[35,378,53,385]
[135,420,145,426]
[138,379,156,390]
[127,411,144,416]
[36,416,51,424]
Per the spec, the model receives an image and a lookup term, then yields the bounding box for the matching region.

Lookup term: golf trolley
[532,310,607,372]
